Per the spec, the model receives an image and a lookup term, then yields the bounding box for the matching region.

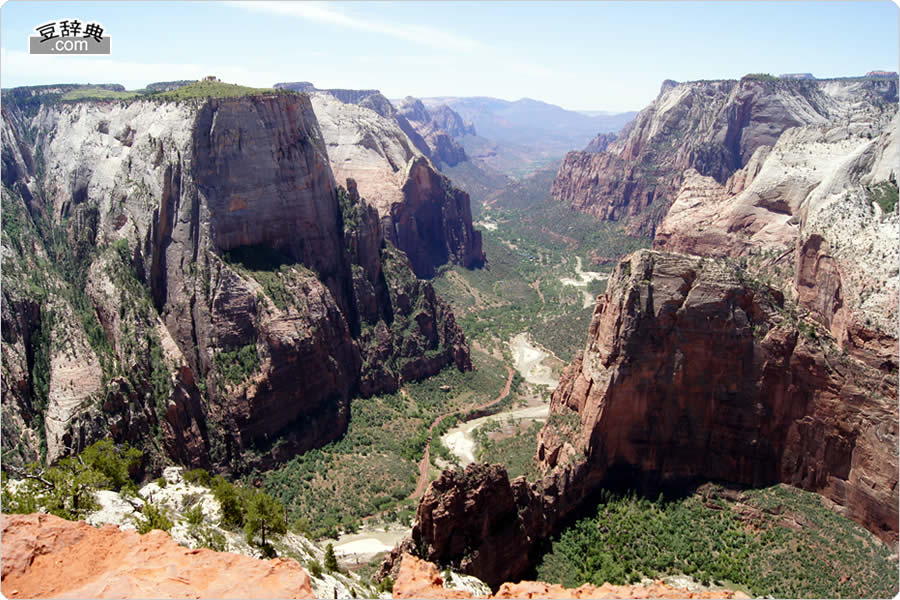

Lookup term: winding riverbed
[560,255,608,308]
[441,334,558,467]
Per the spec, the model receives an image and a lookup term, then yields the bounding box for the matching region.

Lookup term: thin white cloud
[228,1,484,53]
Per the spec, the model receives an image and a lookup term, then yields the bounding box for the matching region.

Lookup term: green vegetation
[742,73,780,81]
[308,559,324,579]
[536,485,898,598]
[2,440,142,521]
[215,344,260,385]
[223,244,314,311]
[324,543,339,572]
[81,439,142,493]
[136,501,174,534]
[434,164,647,363]
[60,88,139,101]
[155,80,289,101]
[376,576,394,594]
[867,180,899,214]
[529,305,595,362]
[475,420,543,481]
[187,522,228,552]
[262,351,509,538]
[182,468,211,486]
[211,475,250,529]
[244,489,287,553]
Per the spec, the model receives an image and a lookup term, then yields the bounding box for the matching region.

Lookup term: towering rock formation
[393,73,898,592]
[310,90,484,278]
[1,84,474,471]
[402,251,898,587]
[552,76,898,235]
[655,102,899,374]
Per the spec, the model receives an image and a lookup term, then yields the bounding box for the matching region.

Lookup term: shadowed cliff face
[309,91,484,279]
[192,96,353,312]
[391,158,484,278]
[0,90,473,472]
[553,77,898,235]
[401,250,897,586]
[540,251,897,536]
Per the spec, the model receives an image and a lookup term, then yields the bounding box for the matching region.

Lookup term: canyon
[395,74,899,590]
[1,83,481,472]
[2,71,898,599]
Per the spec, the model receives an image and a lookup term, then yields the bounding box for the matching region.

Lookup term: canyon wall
[310,91,484,278]
[552,76,898,235]
[1,87,475,472]
[403,251,897,586]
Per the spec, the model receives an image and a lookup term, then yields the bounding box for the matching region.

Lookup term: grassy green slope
[536,484,898,598]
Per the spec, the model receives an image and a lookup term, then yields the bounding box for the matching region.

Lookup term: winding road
[408,366,515,500]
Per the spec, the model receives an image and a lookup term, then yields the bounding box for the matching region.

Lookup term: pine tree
[243,490,286,549]
[324,542,339,572]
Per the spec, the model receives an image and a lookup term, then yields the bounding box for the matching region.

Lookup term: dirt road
[408,366,515,500]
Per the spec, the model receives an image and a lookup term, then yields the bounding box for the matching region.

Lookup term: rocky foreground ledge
[0,513,313,599]
[392,554,750,599]
[1,512,752,599]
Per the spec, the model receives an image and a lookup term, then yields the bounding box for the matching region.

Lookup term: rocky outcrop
[0,513,314,599]
[552,76,898,235]
[399,97,470,167]
[538,250,897,544]
[428,105,477,138]
[311,92,483,278]
[392,554,474,599]
[408,464,534,588]
[341,179,472,395]
[1,86,473,471]
[655,109,899,373]
[584,132,617,153]
[391,554,749,599]
[404,250,898,585]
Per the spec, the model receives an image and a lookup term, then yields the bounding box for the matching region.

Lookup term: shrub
[184,504,205,526]
[211,475,247,529]
[376,576,393,594]
[136,502,174,534]
[80,439,142,493]
[182,468,211,486]
[308,559,323,579]
[187,523,227,552]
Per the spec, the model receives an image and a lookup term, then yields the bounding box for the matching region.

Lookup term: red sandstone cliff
[655,109,899,376]
[1,87,474,472]
[392,554,748,599]
[400,250,898,587]
[0,513,313,599]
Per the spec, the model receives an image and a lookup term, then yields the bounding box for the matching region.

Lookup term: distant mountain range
[392,96,635,177]
[418,96,634,148]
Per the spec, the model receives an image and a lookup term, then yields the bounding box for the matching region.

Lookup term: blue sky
[1,1,897,111]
